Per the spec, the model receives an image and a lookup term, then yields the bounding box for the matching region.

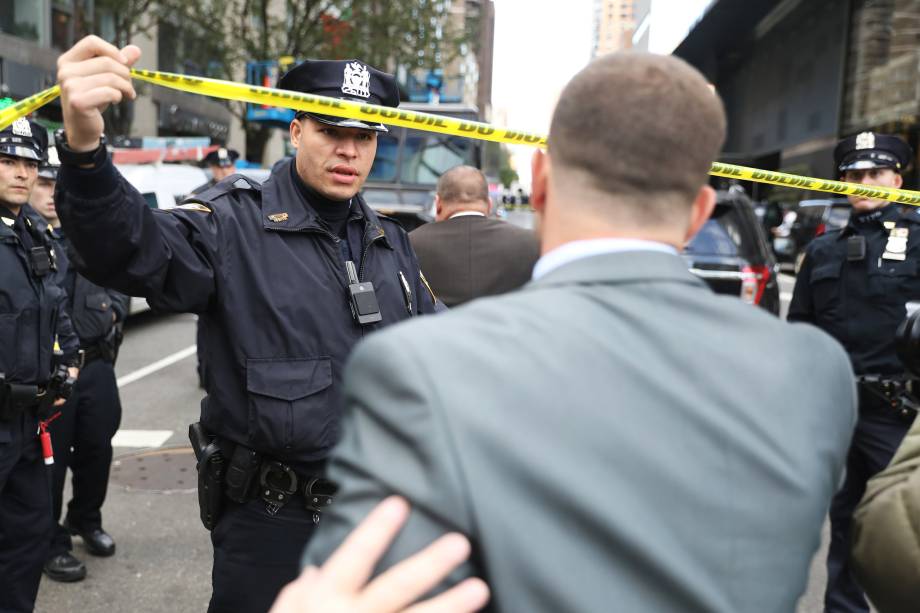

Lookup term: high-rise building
[593,0,637,57]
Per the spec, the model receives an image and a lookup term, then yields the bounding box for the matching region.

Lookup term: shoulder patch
[173,202,212,213]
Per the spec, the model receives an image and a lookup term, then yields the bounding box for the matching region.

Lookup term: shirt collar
[532,238,678,280]
[448,211,487,219]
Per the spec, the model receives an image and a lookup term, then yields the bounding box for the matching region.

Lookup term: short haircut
[436,165,490,207]
[549,52,726,225]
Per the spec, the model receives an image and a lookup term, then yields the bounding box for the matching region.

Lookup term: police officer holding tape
[788,132,920,613]
[0,117,81,612]
[29,147,129,583]
[53,36,436,613]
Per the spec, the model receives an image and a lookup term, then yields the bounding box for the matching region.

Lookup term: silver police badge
[341,61,370,99]
[883,226,909,261]
[856,131,875,150]
[11,118,32,138]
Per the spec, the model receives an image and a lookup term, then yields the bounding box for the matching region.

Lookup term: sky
[490,0,712,188]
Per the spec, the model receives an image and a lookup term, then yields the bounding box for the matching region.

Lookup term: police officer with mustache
[53,36,437,613]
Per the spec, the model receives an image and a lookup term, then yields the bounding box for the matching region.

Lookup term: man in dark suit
[409,166,539,307]
[305,53,858,612]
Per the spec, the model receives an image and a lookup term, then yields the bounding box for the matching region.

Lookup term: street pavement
[35,267,836,612]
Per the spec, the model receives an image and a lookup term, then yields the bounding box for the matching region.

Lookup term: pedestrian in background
[410,165,539,307]
[29,147,128,583]
[788,132,920,613]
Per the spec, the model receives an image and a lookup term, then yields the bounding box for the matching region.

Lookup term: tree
[163,0,473,163]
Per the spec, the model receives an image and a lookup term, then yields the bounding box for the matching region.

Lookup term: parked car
[117,163,209,315]
[683,189,781,315]
[773,198,850,271]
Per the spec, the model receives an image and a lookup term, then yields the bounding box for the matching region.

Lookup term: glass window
[367,134,400,182]
[52,7,73,51]
[400,133,473,184]
[0,0,42,42]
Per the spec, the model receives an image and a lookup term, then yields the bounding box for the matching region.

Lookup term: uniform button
[284,444,291,450]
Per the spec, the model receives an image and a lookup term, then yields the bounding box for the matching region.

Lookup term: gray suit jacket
[306,251,856,612]
[409,215,539,307]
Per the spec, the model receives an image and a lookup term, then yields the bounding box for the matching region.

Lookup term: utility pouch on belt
[189,422,224,531]
[225,445,261,504]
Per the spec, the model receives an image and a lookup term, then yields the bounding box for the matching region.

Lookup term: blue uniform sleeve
[107,289,130,323]
[54,290,80,366]
[55,158,218,313]
[787,249,815,324]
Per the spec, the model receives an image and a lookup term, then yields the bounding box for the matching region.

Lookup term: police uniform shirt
[788,204,920,375]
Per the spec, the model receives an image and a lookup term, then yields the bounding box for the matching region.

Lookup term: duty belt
[856,375,920,419]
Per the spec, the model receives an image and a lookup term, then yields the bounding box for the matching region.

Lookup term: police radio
[345,261,382,326]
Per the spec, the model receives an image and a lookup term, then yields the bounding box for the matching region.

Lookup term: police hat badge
[341,62,371,99]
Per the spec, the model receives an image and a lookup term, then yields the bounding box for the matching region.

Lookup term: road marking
[781,292,793,302]
[117,344,197,388]
[111,429,174,448]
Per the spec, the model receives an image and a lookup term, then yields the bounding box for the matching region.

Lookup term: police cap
[278,59,399,132]
[0,117,47,162]
[38,146,59,180]
[834,132,913,173]
[203,147,239,168]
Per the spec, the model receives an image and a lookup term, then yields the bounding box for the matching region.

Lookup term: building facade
[675,0,920,201]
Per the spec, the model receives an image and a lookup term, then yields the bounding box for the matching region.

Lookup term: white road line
[111,429,174,448]
[116,344,197,388]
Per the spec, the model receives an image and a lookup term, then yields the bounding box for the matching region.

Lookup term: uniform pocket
[245,358,334,458]
[868,259,919,298]
[809,260,843,315]
[74,292,114,342]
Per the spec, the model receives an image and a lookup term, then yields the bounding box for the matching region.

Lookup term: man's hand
[53,367,79,407]
[57,35,141,152]
[269,497,490,613]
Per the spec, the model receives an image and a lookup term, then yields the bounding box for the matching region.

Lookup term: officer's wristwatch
[54,129,108,167]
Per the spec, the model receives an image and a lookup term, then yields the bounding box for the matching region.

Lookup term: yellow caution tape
[0,85,60,132]
[129,69,548,147]
[709,162,920,206]
[3,69,920,205]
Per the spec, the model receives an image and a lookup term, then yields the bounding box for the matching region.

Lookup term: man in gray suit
[410,166,539,307]
[305,53,857,612]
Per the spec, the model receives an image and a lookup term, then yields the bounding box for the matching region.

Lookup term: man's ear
[684,185,716,244]
[895,172,904,189]
[289,119,302,149]
[531,150,549,215]
[434,194,443,218]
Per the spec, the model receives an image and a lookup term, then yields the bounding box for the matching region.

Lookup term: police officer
[191,147,240,196]
[0,117,80,611]
[54,36,437,613]
[788,131,920,613]
[29,147,129,583]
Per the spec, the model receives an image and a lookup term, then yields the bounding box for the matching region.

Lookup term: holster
[0,374,41,423]
[189,422,224,531]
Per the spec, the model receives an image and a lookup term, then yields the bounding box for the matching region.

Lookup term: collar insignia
[268,212,289,223]
[11,118,31,138]
[342,62,371,99]
[1,217,13,227]
[855,131,875,150]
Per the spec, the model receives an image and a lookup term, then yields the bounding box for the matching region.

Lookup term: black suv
[682,189,781,315]
[773,198,851,270]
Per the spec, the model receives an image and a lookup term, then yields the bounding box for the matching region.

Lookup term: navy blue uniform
[788,204,920,612]
[55,155,437,612]
[0,207,80,612]
[40,224,128,562]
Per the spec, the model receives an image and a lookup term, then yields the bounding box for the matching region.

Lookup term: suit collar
[530,250,706,289]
